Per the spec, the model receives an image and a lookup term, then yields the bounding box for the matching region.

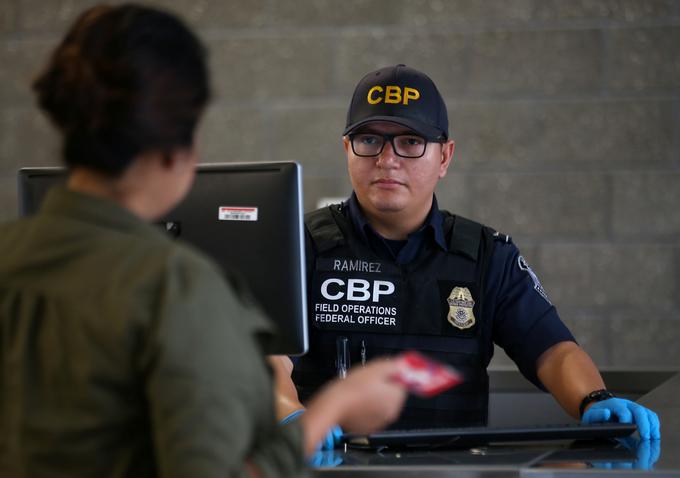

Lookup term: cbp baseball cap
[343,64,449,140]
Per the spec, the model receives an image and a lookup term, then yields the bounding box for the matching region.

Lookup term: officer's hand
[309,449,344,468]
[581,398,661,440]
[318,425,343,451]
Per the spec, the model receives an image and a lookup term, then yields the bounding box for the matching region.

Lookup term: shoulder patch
[517,255,551,305]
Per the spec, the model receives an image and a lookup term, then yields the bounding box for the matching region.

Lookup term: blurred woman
[0,5,406,477]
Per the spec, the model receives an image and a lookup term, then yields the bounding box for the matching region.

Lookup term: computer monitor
[17,162,308,355]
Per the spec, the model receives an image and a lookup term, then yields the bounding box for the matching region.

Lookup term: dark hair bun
[33,4,210,176]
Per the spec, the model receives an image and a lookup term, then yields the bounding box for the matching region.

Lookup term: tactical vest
[293,205,498,429]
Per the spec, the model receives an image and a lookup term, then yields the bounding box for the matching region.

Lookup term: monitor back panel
[17,167,66,216]
[18,162,308,355]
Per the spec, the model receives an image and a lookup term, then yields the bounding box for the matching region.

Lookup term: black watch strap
[579,389,615,418]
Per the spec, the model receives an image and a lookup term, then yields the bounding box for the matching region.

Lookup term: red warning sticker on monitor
[218,206,258,221]
[393,351,463,398]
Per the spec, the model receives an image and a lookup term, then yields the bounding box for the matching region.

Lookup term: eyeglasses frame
[347,132,447,159]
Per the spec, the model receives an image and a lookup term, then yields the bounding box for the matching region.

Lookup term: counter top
[312,371,680,477]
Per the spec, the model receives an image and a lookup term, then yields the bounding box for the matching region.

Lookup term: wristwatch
[579,389,615,417]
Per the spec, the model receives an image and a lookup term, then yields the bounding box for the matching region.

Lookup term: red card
[393,351,463,398]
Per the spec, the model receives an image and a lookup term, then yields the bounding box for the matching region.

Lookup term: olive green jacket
[0,187,307,477]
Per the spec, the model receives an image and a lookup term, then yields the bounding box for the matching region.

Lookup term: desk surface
[312,371,680,477]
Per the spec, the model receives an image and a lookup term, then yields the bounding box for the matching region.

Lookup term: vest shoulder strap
[305,206,347,254]
[442,212,488,262]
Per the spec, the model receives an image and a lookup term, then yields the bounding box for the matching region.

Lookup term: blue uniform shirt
[345,192,576,390]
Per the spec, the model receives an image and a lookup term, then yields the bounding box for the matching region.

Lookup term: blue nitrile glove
[319,424,343,451]
[581,398,661,440]
[280,409,344,451]
[309,450,344,468]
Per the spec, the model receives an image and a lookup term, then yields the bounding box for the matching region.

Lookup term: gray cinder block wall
[1,1,678,370]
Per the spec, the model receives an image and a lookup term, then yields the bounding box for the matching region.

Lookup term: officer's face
[344,121,454,227]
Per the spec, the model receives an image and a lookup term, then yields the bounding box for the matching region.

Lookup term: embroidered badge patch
[447,286,476,329]
[517,256,552,305]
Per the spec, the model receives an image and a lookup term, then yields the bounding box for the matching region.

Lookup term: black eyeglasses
[348,132,444,159]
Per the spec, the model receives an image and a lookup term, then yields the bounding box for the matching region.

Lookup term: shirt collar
[347,192,371,244]
[346,192,448,252]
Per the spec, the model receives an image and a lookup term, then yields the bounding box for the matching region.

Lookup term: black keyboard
[343,422,637,449]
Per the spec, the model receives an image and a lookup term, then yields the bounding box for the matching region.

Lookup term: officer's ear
[342,136,351,156]
[438,140,455,178]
